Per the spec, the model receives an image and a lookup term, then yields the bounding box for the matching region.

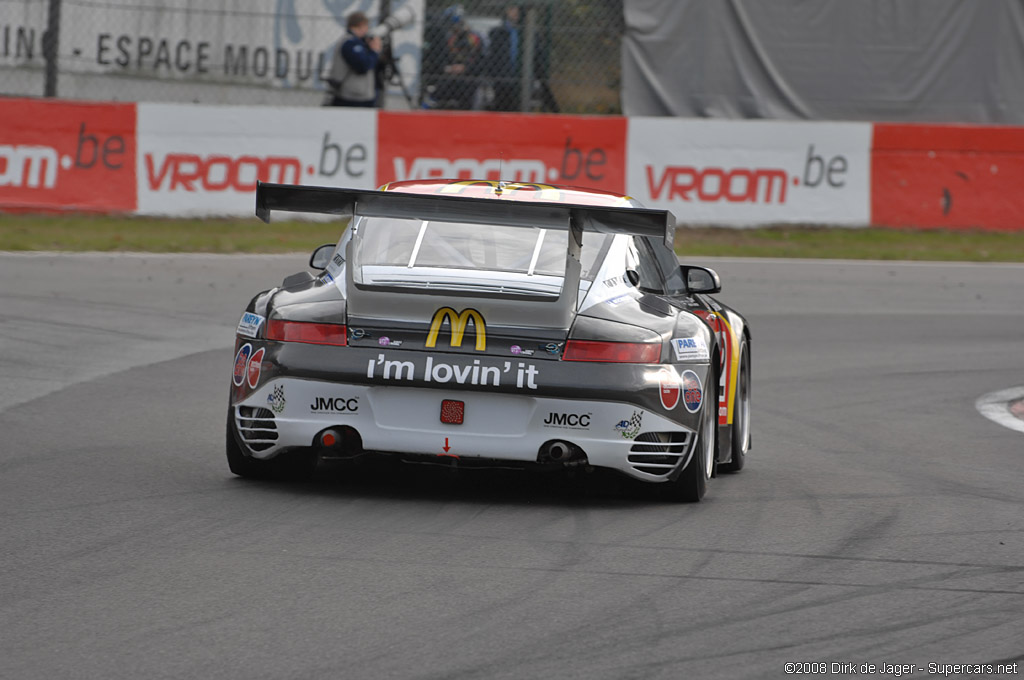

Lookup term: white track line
[976,387,1024,434]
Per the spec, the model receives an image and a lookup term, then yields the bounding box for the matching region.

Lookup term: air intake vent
[236,406,279,452]
[628,432,691,476]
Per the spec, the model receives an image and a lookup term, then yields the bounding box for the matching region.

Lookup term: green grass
[675,226,1024,262]
[0,214,349,253]
[2,213,1024,262]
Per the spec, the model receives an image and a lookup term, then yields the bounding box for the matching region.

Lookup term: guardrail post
[520,5,537,112]
[43,0,62,97]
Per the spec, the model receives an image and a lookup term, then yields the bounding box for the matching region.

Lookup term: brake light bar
[267,320,347,346]
[563,340,660,363]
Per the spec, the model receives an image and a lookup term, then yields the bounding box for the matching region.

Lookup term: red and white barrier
[2,97,1023,230]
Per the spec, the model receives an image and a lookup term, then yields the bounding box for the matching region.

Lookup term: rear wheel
[722,338,751,473]
[664,373,718,502]
[225,412,318,481]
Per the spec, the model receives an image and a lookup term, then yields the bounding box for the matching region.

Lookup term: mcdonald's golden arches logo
[425,307,486,351]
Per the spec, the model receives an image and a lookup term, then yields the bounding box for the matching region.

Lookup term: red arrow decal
[443,437,451,453]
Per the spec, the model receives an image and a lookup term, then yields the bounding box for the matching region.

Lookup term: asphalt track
[1,253,1022,680]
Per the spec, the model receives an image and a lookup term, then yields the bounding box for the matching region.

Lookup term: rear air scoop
[255,182,676,354]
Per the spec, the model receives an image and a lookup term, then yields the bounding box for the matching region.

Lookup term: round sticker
[246,347,265,388]
[681,369,703,414]
[659,368,680,410]
[233,343,253,386]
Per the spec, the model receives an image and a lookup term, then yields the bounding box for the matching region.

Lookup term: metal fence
[1,0,624,113]
[421,0,623,114]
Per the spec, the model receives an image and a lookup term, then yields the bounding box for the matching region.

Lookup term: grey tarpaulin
[622,0,1024,123]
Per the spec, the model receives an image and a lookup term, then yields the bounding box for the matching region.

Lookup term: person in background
[325,11,382,107]
[434,6,483,110]
[486,5,521,111]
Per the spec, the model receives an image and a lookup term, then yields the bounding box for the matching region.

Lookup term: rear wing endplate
[255,182,676,248]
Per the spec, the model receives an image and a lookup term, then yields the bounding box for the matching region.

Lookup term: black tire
[722,338,751,473]
[225,412,318,481]
[664,373,718,502]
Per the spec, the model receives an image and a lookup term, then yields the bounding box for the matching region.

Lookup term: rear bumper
[233,377,698,483]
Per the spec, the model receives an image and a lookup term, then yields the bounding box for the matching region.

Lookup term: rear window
[352,217,606,294]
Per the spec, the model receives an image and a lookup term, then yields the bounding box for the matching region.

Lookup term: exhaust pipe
[547,441,570,461]
[537,439,587,465]
[317,426,363,459]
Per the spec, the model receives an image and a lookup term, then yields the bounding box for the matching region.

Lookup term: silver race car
[228,179,751,501]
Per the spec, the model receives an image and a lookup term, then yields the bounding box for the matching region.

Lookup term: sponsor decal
[672,336,709,362]
[681,370,703,414]
[350,328,369,339]
[332,253,344,267]
[691,308,738,426]
[510,344,535,356]
[543,412,591,430]
[0,99,136,212]
[658,369,680,410]
[268,383,286,414]
[602,275,624,288]
[322,271,335,284]
[137,105,375,216]
[232,343,252,386]
[540,342,563,355]
[615,411,643,440]
[366,353,540,390]
[310,396,358,413]
[236,312,265,338]
[605,294,630,306]
[378,336,391,346]
[649,165,792,204]
[246,347,265,388]
[377,112,626,193]
[627,119,870,226]
[425,307,486,351]
[145,152,302,192]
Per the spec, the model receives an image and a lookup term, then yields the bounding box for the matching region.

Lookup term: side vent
[627,432,691,476]
[236,406,279,452]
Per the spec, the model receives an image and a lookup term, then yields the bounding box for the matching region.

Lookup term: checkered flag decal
[268,384,286,414]
[625,411,643,438]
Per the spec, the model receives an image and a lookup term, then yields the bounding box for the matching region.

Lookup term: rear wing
[255,182,676,248]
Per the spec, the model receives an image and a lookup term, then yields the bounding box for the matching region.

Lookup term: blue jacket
[327,31,379,103]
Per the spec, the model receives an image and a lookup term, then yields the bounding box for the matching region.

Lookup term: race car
[227,179,751,501]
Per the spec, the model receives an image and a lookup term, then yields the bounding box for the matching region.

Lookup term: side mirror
[679,265,722,294]
[309,243,335,270]
[624,270,640,287]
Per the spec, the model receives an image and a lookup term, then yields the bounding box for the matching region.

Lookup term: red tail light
[267,320,347,346]
[563,340,660,363]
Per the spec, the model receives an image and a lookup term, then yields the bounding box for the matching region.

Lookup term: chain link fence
[421,0,622,114]
[1,0,623,113]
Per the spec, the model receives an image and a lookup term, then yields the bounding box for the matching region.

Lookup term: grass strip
[2,214,1024,262]
[675,226,1024,262]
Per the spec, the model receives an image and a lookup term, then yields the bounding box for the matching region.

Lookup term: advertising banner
[137,103,377,216]
[44,0,423,106]
[0,98,137,212]
[628,118,872,226]
[872,124,1024,231]
[377,111,627,193]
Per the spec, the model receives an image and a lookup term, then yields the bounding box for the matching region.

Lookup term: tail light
[267,320,347,346]
[563,340,660,363]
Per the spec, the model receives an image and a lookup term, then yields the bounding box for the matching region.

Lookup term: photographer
[325,11,382,107]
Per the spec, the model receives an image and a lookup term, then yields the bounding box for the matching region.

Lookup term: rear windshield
[352,217,606,294]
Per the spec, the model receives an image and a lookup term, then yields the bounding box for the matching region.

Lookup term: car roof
[380,179,642,208]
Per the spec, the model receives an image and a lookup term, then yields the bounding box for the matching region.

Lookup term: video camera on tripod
[370,4,416,40]
[373,2,417,107]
